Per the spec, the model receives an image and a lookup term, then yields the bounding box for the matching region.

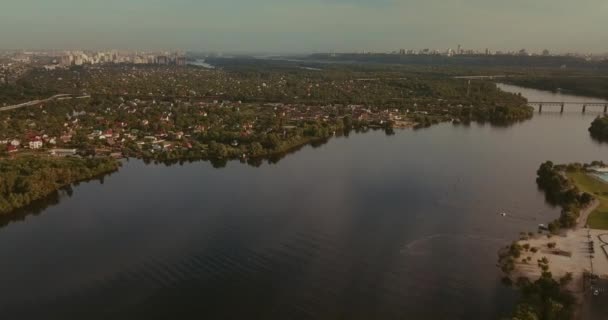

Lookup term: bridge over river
[527,101,608,113]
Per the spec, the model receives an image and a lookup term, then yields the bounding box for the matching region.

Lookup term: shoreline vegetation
[499,161,608,320]
[0,156,120,215]
[535,162,597,232]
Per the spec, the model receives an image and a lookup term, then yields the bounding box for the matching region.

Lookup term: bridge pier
[604,104,607,113]
[582,105,587,113]
[538,104,543,113]
[560,103,564,114]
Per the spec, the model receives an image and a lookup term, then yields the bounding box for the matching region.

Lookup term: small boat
[500,212,507,217]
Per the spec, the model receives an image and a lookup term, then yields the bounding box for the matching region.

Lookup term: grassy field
[567,171,608,230]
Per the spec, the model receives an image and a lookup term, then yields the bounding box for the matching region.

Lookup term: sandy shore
[509,201,607,318]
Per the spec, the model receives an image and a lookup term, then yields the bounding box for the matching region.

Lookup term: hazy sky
[1,0,607,53]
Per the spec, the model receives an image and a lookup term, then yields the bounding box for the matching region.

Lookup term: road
[0,94,87,112]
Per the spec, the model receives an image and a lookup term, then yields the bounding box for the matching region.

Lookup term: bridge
[527,101,608,113]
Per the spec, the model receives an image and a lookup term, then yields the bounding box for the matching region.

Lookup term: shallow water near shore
[0,84,607,319]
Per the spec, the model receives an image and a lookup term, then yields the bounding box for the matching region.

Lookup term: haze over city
[2,0,608,53]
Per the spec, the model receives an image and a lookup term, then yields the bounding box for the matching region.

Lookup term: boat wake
[401,233,509,255]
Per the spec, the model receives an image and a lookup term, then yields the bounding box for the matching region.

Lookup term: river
[0,84,606,319]
[187,59,215,69]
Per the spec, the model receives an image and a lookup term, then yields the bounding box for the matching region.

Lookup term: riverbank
[500,162,608,319]
[502,76,608,101]
[0,156,120,215]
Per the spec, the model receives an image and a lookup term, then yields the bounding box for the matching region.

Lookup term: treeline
[0,156,119,215]
[455,104,534,125]
[307,53,608,70]
[0,78,57,105]
[589,116,608,142]
[505,76,608,100]
[536,161,594,232]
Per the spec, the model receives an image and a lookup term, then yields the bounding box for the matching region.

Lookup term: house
[60,134,72,143]
[6,145,18,153]
[29,139,43,149]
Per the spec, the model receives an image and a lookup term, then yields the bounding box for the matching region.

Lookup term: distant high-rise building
[60,55,71,66]
[542,49,550,56]
[156,56,168,65]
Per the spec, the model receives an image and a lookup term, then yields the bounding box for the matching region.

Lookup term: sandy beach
[510,201,608,318]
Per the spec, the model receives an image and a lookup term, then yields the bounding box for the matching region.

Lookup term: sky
[1,0,607,53]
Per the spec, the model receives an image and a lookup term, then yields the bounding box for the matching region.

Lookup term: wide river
[1,84,607,319]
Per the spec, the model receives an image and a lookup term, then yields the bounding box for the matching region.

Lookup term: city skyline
[1,0,608,54]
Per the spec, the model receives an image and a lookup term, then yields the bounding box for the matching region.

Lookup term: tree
[208,141,228,158]
[342,115,353,129]
[512,304,539,320]
[249,142,264,156]
[264,133,282,150]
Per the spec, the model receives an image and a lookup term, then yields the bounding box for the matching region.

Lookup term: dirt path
[577,200,600,229]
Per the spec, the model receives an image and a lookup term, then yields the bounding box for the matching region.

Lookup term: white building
[29,140,43,149]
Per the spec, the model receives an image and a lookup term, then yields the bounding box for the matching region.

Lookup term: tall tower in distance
[457,44,462,55]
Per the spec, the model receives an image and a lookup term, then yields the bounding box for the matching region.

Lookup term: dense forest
[588,115,608,142]
[0,156,119,215]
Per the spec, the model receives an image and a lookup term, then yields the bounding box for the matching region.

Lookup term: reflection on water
[0,85,606,319]
[0,175,110,230]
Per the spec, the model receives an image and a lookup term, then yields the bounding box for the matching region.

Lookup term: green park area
[567,171,608,230]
